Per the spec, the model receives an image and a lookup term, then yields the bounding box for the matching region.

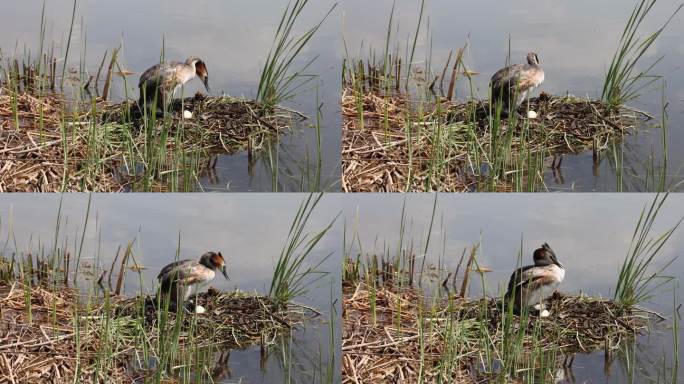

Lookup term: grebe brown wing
[138,62,180,86]
[490,64,524,88]
[158,261,214,291]
[514,266,553,287]
[505,264,533,297]
[490,64,525,108]
[138,61,183,103]
[506,265,557,296]
[157,259,192,280]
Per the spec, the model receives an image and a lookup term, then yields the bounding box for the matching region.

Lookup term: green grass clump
[269,193,338,306]
[614,193,682,308]
[601,0,682,110]
[257,0,337,110]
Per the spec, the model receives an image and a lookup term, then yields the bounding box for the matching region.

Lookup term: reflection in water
[0,194,341,383]
[344,194,683,382]
[343,0,684,191]
[1,0,341,192]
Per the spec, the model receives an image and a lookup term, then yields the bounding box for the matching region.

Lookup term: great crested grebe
[138,56,210,112]
[157,251,228,313]
[505,243,564,317]
[490,52,545,116]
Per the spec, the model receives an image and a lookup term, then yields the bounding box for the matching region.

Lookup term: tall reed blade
[601,0,682,110]
[257,0,337,110]
[614,193,682,308]
[269,193,338,306]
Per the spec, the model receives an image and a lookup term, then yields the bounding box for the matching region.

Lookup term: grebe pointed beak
[550,254,563,269]
[202,76,211,94]
[221,265,229,280]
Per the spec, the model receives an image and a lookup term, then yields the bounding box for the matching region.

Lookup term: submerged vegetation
[342,194,681,382]
[0,193,337,383]
[0,0,333,192]
[341,0,680,192]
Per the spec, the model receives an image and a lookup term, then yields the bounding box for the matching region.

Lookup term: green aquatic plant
[601,0,682,110]
[269,193,337,306]
[614,193,682,308]
[257,0,337,110]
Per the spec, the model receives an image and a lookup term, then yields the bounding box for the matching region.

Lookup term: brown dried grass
[0,89,119,192]
[0,282,127,383]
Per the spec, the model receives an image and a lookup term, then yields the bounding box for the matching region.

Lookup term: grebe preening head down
[504,243,564,317]
[138,56,210,112]
[490,52,545,117]
[157,251,228,313]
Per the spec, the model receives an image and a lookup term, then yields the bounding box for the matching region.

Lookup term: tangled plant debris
[0,83,297,192]
[342,85,646,192]
[342,282,654,383]
[0,280,314,383]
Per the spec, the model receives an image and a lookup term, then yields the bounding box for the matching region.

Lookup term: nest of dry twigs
[115,287,312,351]
[98,93,295,154]
[342,282,652,383]
[341,87,643,192]
[0,282,310,383]
[0,86,295,192]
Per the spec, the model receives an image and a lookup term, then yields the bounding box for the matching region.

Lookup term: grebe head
[199,251,228,280]
[526,52,540,66]
[533,243,563,268]
[186,56,211,93]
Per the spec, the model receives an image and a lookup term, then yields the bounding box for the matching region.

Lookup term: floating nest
[97,93,296,154]
[342,282,654,383]
[445,91,641,153]
[342,87,645,192]
[114,287,311,351]
[0,86,296,192]
[0,281,311,383]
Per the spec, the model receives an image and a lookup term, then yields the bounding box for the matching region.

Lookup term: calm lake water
[342,0,684,192]
[0,194,342,383]
[344,193,683,383]
[1,0,341,192]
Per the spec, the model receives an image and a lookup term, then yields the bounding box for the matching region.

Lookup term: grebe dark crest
[138,56,210,112]
[490,52,545,117]
[157,251,228,313]
[505,243,564,317]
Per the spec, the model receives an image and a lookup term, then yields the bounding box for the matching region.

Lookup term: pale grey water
[343,0,684,192]
[0,194,342,383]
[1,0,342,192]
[344,193,683,383]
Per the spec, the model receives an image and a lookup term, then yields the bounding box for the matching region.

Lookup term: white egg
[195,305,206,314]
[183,110,193,119]
[527,110,538,119]
[540,309,550,318]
